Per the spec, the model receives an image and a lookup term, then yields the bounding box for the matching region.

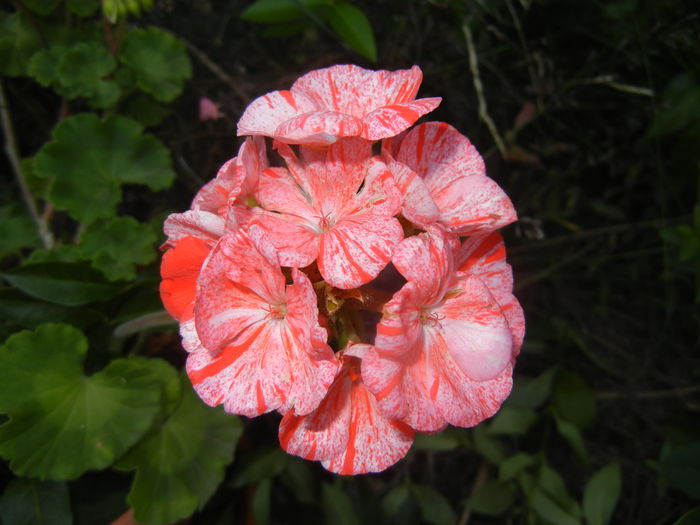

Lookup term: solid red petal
[362,98,442,140]
[159,235,211,322]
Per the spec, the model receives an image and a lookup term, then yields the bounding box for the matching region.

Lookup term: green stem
[0,80,54,249]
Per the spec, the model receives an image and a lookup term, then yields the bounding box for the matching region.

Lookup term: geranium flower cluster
[160,65,524,475]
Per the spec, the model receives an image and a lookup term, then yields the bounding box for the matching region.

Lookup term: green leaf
[0,12,43,76]
[280,457,315,504]
[241,0,330,23]
[382,483,415,523]
[499,453,536,481]
[530,487,581,525]
[413,428,461,451]
[54,43,119,107]
[322,483,360,525]
[34,114,175,223]
[28,46,68,87]
[506,368,556,409]
[582,463,621,525]
[120,93,170,127]
[22,0,61,15]
[323,3,377,62]
[659,442,700,499]
[554,415,589,463]
[116,374,242,525]
[0,204,40,257]
[119,27,191,103]
[252,478,272,525]
[0,324,165,479]
[552,370,596,429]
[464,480,515,516]
[77,217,157,281]
[68,0,101,16]
[488,406,539,435]
[412,484,456,525]
[232,447,288,488]
[0,288,104,328]
[472,424,505,463]
[0,478,72,525]
[536,463,582,520]
[1,262,120,306]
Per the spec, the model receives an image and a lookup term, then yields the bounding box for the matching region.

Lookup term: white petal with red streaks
[255,167,316,218]
[194,235,278,353]
[319,213,403,289]
[455,233,524,353]
[280,348,413,475]
[428,170,517,234]
[396,122,516,234]
[436,275,512,381]
[385,159,440,227]
[274,111,362,146]
[391,227,451,304]
[237,90,316,138]
[247,208,320,268]
[362,98,442,140]
[191,157,242,215]
[163,210,225,247]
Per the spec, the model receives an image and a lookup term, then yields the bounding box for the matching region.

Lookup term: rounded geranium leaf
[0,324,165,480]
[0,12,42,77]
[27,45,68,87]
[119,27,192,103]
[78,217,157,281]
[34,113,175,223]
[0,478,72,525]
[115,374,243,525]
[55,43,117,105]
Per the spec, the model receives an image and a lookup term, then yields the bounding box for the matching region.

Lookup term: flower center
[265,303,287,320]
[421,311,445,329]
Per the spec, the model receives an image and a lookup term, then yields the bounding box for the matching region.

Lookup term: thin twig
[458,461,490,525]
[462,20,507,156]
[0,80,53,249]
[504,0,541,107]
[182,38,250,104]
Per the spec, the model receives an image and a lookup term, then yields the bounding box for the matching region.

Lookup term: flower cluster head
[160,64,524,475]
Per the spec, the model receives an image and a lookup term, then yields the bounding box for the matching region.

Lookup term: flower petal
[455,233,525,353]
[362,98,442,140]
[385,159,440,227]
[319,213,403,289]
[397,122,517,234]
[237,90,316,138]
[280,347,413,475]
[245,208,320,268]
[163,210,225,247]
[159,235,211,322]
[391,226,452,304]
[274,111,363,146]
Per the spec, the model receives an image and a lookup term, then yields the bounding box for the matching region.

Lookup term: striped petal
[191,136,267,214]
[279,346,413,475]
[456,233,525,353]
[319,213,403,289]
[237,90,316,138]
[362,98,442,140]
[188,228,336,416]
[163,210,225,248]
[397,122,517,234]
[385,159,440,227]
[274,111,362,146]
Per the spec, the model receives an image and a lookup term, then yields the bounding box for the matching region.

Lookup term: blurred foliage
[0,0,698,523]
